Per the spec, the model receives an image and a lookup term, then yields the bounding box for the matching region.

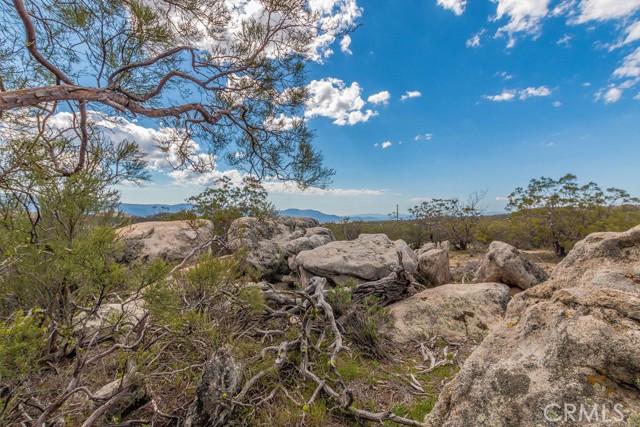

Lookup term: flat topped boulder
[227,216,334,279]
[475,241,548,289]
[425,225,640,427]
[117,220,213,264]
[389,282,510,343]
[291,233,417,286]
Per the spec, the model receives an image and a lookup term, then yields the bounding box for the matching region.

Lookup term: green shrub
[0,311,46,380]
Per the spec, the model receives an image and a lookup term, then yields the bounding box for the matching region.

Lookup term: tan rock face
[475,240,549,289]
[389,282,510,343]
[425,225,640,427]
[417,248,452,286]
[291,233,417,286]
[227,216,334,279]
[117,220,213,264]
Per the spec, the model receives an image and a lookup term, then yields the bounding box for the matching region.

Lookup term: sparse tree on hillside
[506,173,638,255]
[409,190,486,250]
[0,0,344,186]
[187,175,277,242]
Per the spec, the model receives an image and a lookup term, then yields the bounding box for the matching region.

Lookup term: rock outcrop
[475,241,548,289]
[227,216,334,280]
[425,225,640,427]
[291,234,418,286]
[117,220,213,264]
[389,283,510,343]
[417,248,452,286]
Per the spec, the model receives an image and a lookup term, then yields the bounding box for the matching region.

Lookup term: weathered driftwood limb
[353,251,423,306]
[234,276,423,427]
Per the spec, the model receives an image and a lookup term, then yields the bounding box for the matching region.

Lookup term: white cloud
[551,0,576,17]
[495,196,510,201]
[340,34,352,54]
[600,87,623,103]
[437,0,467,15]
[168,168,241,187]
[263,180,385,196]
[367,90,391,105]
[495,0,551,46]
[185,0,362,63]
[305,78,378,125]
[613,47,640,79]
[264,113,301,131]
[484,90,516,101]
[400,90,422,101]
[466,33,482,47]
[414,133,434,141]
[381,141,393,149]
[495,71,514,80]
[519,85,552,99]
[576,0,640,23]
[583,82,592,87]
[485,86,552,101]
[623,21,640,45]
[607,21,640,50]
[552,101,563,107]
[306,0,363,61]
[557,33,572,46]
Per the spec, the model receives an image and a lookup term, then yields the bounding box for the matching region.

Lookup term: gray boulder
[475,241,548,289]
[417,248,452,286]
[425,225,640,427]
[389,282,510,343]
[117,220,213,264]
[416,242,437,256]
[291,234,418,286]
[227,216,334,280]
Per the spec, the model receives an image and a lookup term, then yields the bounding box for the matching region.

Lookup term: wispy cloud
[466,29,486,48]
[557,33,573,47]
[484,90,516,102]
[495,71,514,80]
[414,133,434,141]
[400,90,422,101]
[484,86,552,102]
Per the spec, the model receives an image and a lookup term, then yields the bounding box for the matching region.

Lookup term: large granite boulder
[425,225,640,427]
[291,234,418,286]
[117,220,213,264]
[475,241,548,290]
[417,248,452,286]
[227,216,334,280]
[389,282,510,343]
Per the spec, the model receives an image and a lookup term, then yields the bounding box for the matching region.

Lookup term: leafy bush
[0,310,46,380]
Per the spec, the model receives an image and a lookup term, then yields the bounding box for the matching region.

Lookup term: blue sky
[120,0,640,216]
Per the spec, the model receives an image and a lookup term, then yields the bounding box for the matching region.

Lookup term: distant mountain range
[118,203,409,223]
[119,203,192,217]
[279,209,413,222]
